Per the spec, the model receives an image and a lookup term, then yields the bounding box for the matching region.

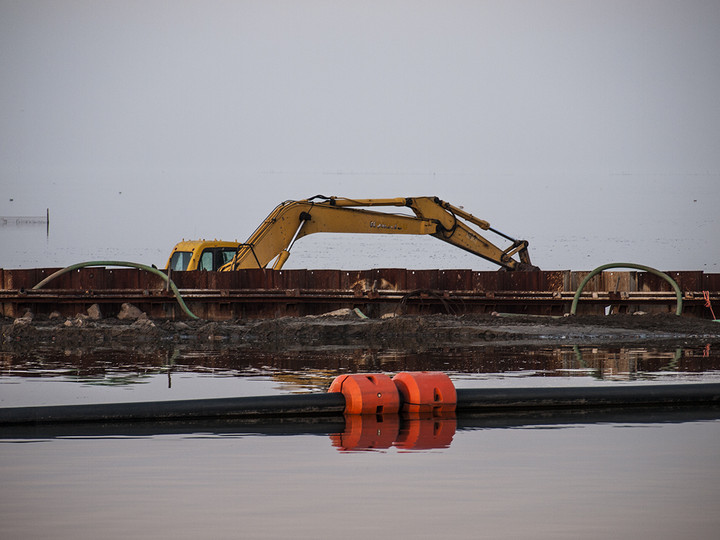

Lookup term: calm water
[2,345,720,539]
[2,344,720,406]
[2,420,719,540]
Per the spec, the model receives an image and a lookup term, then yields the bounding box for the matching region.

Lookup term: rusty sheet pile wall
[1,267,719,320]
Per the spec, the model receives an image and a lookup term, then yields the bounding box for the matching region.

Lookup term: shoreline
[3,311,720,352]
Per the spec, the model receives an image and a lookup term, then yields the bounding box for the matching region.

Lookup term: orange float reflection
[330,414,457,452]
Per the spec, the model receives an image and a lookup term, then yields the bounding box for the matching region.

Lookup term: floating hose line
[570,262,683,316]
[32,261,199,320]
[0,392,347,425]
[1,380,719,426]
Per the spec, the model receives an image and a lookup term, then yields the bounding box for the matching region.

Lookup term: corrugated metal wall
[1,268,718,320]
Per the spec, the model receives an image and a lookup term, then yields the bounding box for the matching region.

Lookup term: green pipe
[32,261,199,320]
[570,262,683,316]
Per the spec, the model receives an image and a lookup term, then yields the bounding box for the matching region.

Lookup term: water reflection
[2,344,720,409]
[330,415,456,452]
[2,344,719,389]
[3,408,720,448]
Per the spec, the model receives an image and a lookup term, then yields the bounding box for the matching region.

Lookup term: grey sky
[1,1,719,270]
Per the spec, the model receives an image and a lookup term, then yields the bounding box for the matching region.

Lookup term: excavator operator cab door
[198,248,239,271]
[197,250,214,271]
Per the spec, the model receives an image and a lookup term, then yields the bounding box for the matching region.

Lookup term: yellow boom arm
[222,196,537,271]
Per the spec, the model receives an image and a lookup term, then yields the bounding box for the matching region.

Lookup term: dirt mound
[2,311,719,353]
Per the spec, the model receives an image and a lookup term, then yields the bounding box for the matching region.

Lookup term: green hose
[32,261,199,320]
[570,262,683,316]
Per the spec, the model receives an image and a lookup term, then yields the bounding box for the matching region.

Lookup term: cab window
[198,250,215,271]
[219,249,237,267]
[168,251,192,271]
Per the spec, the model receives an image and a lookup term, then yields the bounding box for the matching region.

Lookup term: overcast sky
[1,1,719,270]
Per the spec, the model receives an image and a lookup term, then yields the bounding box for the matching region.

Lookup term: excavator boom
[217,195,537,271]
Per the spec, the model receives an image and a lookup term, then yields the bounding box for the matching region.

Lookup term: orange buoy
[392,371,457,416]
[328,373,400,415]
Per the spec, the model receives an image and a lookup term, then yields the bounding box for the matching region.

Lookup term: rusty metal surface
[407,269,438,290]
[1,267,718,320]
[704,273,720,290]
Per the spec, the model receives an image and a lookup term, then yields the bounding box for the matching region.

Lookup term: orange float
[392,371,457,416]
[328,373,400,415]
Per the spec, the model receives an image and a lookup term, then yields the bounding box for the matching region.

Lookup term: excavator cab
[166,240,241,271]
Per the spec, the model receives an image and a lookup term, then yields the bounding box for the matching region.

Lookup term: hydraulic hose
[570,262,683,316]
[32,261,199,320]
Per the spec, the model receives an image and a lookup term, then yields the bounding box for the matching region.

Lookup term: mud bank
[2,308,720,352]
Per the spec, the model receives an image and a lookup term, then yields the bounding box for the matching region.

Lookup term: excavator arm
[222,196,538,271]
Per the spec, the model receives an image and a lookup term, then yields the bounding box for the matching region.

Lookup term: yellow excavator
[166,195,538,272]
